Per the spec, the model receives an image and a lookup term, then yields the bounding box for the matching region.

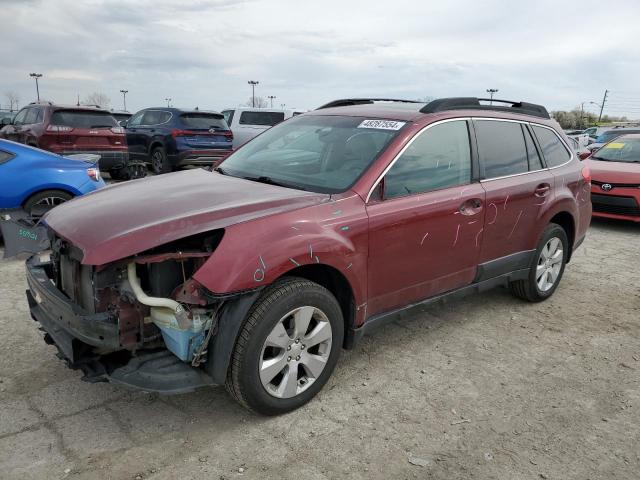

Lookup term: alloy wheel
[259,306,333,398]
[536,237,563,292]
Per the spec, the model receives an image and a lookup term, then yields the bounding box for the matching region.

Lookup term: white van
[221,107,305,148]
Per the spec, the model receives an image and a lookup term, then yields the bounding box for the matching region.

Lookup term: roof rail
[317,98,421,110]
[420,97,550,119]
[29,101,54,106]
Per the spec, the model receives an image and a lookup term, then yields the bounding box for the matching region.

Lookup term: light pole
[120,90,128,111]
[165,97,172,107]
[486,88,498,105]
[267,95,276,108]
[280,103,286,109]
[248,80,259,107]
[30,73,43,101]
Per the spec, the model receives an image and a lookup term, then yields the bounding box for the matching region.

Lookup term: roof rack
[420,97,550,119]
[316,98,421,110]
[29,101,54,106]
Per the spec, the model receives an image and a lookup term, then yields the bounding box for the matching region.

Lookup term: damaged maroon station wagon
[26,97,591,414]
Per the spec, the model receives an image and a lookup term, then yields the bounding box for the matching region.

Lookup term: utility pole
[486,88,498,105]
[77,93,80,107]
[120,90,128,111]
[248,80,259,107]
[268,95,276,108]
[580,102,586,129]
[29,73,43,101]
[165,97,171,107]
[597,89,609,123]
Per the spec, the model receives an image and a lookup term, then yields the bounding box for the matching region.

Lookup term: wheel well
[550,212,575,261]
[148,141,164,156]
[22,188,74,208]
[281,264,355,349]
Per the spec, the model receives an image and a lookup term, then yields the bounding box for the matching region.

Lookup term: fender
[193,193,369,318]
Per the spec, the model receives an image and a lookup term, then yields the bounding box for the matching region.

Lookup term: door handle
[459,198,483,215]
[534,184,551,197]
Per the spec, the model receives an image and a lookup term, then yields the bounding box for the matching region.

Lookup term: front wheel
[226,277,344,415]
[510,223,569,302]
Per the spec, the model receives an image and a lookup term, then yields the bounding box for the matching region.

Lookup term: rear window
[180,113,228,130]
[50,110,118,128]
[239,111,285,126]
[532,126,571,167]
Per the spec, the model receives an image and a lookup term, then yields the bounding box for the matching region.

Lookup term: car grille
[591,193,640,217]
[592,180,640,189]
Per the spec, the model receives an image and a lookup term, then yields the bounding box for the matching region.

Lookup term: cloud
[1,0,639,117]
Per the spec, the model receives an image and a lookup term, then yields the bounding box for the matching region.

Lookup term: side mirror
[578,151,591,160]
[119,120,127,127]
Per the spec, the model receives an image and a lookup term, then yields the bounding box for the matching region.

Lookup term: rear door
[366,119,485,316]
[474,119,553,273]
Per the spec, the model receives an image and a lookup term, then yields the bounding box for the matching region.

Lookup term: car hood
[587,158,640,184]
[44,169,327,265]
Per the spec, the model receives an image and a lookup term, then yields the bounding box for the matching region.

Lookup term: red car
[25,97,590,414]
[587,133,640,222]
[0,102,144,179]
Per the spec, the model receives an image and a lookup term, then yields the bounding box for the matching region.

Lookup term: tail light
[581,165,591,183]
[110,126,125,134]
[171,129,233,139]
[87,167,101,181]
[46,125,73,132]
[171,129,191,138]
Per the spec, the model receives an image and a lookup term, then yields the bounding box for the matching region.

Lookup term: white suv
[221,107,305,148]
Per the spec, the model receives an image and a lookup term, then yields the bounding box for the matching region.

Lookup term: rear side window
[0,149,15,165]
[475,120,528,179]
[180,113,228,130]
[532,126,571,167]
[222,110,234,126]
[24,107,43,124]
[524,126,543,170]
[239,111,285,126]
[384,120,471,199]
[141,110,171,125]
[50,110,118,128]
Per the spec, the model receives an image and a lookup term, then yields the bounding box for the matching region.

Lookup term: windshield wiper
[243,175,306,190]
[214,166,226,175]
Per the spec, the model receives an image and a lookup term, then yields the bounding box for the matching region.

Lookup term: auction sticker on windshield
[358,119,406,130]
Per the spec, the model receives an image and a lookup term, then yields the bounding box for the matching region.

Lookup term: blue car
[125,108,233,174]
[0,139,105,218]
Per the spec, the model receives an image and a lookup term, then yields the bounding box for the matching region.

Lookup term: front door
[366,119,485,317]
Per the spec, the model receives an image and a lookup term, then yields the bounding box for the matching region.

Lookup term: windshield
[592,138,640,163]
[219,115,405,193]
[51,110,118,128]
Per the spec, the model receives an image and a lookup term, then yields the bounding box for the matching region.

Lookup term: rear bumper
[59,149,129,171]
[169,149,232,168]
[591,189,640,222]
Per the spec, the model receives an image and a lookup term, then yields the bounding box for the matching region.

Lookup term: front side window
[24,107,42,124]
[384,120,471,199]
[239,111,285,126]
[532,126,571,167]
[592,137,640,163]
[476,120,528,179]
[12,108,28,126]
[221,115,404,193]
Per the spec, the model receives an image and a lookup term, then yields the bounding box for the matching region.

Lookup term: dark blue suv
[124,108,233,174]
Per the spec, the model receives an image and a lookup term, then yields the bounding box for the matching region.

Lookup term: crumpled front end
[26,228,256,393]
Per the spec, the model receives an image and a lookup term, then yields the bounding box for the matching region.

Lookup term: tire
[510,223,569,302]
[23,190,73,219]
[150,146,171,174]
[226,277,344,415]
[110,163,147,180]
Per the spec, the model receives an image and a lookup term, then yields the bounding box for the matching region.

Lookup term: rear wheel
[226,277,343,415]
[510,223,568,302]
[151,146,171,174]
[23,190,72,219]
[110,162,147,180]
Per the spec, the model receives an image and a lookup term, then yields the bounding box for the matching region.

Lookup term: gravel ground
[0,217,638,480]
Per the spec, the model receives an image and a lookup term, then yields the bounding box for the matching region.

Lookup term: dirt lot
[1,217,638,480]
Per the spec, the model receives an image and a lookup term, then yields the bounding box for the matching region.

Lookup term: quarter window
[384,120,471,199]
[475,120,528,179]
[532,126,571,167]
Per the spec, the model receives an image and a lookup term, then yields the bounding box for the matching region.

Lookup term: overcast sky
[2,0,640,118]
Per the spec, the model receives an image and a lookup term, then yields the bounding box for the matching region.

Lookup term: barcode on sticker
[357,119,406,130]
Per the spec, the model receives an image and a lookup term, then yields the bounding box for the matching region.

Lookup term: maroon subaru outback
[25,97,591,415]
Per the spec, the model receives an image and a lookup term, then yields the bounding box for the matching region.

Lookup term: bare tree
[245,96,268,108]
[5,91,20,111]
[82,92,111,108]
